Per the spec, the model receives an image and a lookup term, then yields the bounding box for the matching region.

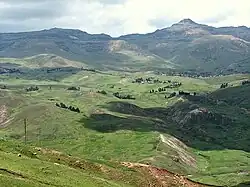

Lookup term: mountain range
[1,18,250,74]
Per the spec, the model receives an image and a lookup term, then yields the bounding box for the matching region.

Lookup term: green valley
[0,61,250,186]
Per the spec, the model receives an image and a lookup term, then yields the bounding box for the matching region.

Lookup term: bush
[26,86,39,92]
[242,80,250,85]
[113,92,135,100]
[97,90,107,95]
[1,85,7,89]
[56,102,80,113]
[220,83,228,89]
[179,91,190,96]
[67,87,80,91]
[168,92,177,98]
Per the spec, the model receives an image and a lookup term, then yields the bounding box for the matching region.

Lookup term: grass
[193,150,250,186]
[0,140,155,187]
[0,69,250,186]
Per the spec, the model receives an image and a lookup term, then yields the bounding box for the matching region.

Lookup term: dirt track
[0,105,8,127]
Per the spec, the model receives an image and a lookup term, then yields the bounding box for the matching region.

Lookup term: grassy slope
[0,70,250,186]
[0,140,166,187]
[0,54,88,68]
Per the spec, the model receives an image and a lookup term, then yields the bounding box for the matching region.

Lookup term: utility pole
[24,118,27,144]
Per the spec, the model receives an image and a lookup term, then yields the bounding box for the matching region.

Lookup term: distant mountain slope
[0,54,88,69]
[120,19,250,73]
[0,28,175,71]
[1,19,250,73]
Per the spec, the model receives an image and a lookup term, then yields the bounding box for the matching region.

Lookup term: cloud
[0,0,250,36]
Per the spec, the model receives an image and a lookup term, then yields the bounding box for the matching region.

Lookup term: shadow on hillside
[1,66,82,81]
[80,87,250,152]
[233,181,250,187]
[211,84,250,109]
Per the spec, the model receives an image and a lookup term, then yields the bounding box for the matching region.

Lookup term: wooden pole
[24,118,27,144]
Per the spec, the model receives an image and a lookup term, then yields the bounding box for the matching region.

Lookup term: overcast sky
[0,0,250,36]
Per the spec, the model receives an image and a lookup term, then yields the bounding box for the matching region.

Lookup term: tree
[220,83,228,89]
[98,90,107,95]
[67,86,80,91]
[60,103,67,109]
[1,85,7,89]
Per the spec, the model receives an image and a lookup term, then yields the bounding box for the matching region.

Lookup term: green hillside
[0,66,250,186]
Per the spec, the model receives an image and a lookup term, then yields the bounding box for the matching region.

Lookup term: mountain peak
[178,18,197,25]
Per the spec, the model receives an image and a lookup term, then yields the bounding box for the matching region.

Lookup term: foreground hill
[1,140,212,187]
[1,19,250,73]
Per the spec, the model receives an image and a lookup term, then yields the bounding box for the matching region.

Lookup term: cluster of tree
[26,86,39,92]
[81,68,96,72]
[165,92,177,99]
[67,86,80,91]
[97,90,107,95]
[150,86,168,93]
[0,85,7,89]
[242,80,250,85]
[149,81,182,93]
[45,67,80,73]
[158,87,166,92]
[132,77,144,83]
[153,79,162,84]
[113,92,135,100]
[164,91,197,99]
[158,70,214,78]
[164,82,182,89]
[179,91,191,96]
[0,67,21,74]
[132,77,164,84]
[220,83,229,89]
[55,103,80,113]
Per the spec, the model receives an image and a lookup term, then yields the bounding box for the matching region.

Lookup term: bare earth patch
[121,162,209,187]
[0,105,9,128]
[160,134,197,168]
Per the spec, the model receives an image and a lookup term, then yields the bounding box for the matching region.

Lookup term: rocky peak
[178,18,198,25]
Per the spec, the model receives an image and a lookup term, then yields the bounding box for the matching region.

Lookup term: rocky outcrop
[169,101,232,127]
[179,108,232,126]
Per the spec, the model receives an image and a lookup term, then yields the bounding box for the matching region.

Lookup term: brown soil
[121,162,215,187]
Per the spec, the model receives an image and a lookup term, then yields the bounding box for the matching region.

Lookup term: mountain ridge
[1,18,250,74]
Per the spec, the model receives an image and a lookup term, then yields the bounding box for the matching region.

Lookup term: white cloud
[0,0,250,36]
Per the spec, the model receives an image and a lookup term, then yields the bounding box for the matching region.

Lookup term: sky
[0,0,250,36]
